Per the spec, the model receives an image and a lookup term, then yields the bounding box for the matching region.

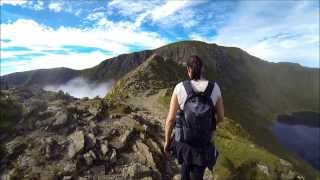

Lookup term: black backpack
[175,80,216,147]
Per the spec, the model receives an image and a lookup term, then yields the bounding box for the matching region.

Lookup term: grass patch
[0,94,22,132]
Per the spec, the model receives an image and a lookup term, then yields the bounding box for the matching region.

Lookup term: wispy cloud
[48,1,63,13]
[1,51,109,76]
[191,1,319,67]
[0,17,168,75]
[0,0,28,6]
[0,0,318,76]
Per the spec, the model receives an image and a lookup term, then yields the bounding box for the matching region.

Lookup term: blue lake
[272,112,320,170]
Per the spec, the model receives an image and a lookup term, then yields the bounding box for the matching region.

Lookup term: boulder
[123,163,152,179]
[109,126,135,150]
[42,137,59,159]
[280,169,296,179]
[134,141,157,169]
[173,174,181,180]
[280,158,292,167]
[88,121,99,135]
[62,176,72,180]
[83,150,97,166]
[85,133,96,150]
[109,148,117,164]
[63,162,76,174]
[23,99,47,117]
[5,137,27,159]
[100,142,109,158]
[257,164,270,176]
[68,130,85,159]
[52,111,70,129]
[17,155,36,169]
[1,169,17,180]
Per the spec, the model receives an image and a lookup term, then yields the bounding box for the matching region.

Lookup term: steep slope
[106,54,187,103]
[0,50,153,88]
[105,47,319,178]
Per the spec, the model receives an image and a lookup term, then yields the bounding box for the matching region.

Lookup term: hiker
[164,55,224,180]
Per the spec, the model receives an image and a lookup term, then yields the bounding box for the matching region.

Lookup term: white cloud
[48,2,63,12]
[211,1,319,67]
[150,0,191,21]
[0,0,45,11]
[107,0,203,28]
[1,19,167,53]
[108,0,160,17]
[31,1,44,11]
[0,0,28,6]
[86,12,105,21]
[1,51,109,76]
[1,18,169,75]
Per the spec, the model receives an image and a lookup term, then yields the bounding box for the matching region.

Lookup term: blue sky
[0,0,319,75]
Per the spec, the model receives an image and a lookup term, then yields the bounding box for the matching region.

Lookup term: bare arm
[164,94,179,146]
[215,96,224,124]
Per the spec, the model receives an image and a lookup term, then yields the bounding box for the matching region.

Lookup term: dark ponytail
[186,55,203,80]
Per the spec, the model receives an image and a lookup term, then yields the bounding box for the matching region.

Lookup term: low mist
[44,77,114,99]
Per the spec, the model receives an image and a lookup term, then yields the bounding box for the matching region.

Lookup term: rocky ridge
[0,87,307,180]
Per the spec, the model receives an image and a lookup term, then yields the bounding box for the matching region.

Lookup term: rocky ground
[0,87,307,180]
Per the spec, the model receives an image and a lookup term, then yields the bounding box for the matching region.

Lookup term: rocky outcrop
[0,88,168,179]
[0,87,309,180]
[68,130,85,159]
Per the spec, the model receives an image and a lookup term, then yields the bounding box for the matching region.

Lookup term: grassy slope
[105,42,319,178]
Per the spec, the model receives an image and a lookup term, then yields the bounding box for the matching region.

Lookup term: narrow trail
[127,93,183,179]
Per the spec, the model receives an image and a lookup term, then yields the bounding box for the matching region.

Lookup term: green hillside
[105,43,319,179]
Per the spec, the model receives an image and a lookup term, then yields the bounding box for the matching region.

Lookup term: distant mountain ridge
[2,40,319,128]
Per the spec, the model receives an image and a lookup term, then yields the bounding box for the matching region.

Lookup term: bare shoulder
[173,81,184,95]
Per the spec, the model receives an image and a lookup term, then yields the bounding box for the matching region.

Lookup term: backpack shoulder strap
[183,80,194,98]
[204,80,215,98]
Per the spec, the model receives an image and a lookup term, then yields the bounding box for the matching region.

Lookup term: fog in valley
[44,77,114,99]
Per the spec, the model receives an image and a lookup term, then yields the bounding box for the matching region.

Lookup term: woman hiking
[164,55,224,180]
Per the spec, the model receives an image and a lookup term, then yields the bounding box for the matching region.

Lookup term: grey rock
[280,169,296,179]
[5,137,27,158]
[280,158,292,167]
[141,177,153,180]
[257,164,270,176]
[52,110,69,128]
[17,155,36,169]
[43,137,59,159]
[62,176,72,180]
[296,175,305,180]
[134,141,157,169]
[85,133,96,150]
[100,142,109,158]
[173,174,181,180]
[110,127,134,150]
[89,121,99,135]
[23,99,47,117]
[63,162,76,174]
[109,148,117,164]
[83,150,96,166]
[68,130,85,159]
[123,163,151,179]
[1,169,16,180]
